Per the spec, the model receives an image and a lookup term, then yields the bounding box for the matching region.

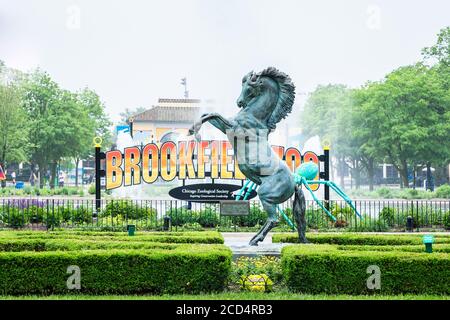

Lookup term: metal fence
[0,198,449,232]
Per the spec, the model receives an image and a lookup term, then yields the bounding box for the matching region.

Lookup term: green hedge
[336,243,450,253]
[0,245,232,295]
[282,245,450,294]
[0,238,203,252]
[0,231,224,244]
[273,233,450,245]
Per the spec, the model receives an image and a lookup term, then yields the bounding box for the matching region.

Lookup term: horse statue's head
[236,67,296,130]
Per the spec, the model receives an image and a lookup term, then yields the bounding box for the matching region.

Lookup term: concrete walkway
[221,232,288,257]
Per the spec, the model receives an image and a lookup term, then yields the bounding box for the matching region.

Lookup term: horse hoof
[249,239,259,246]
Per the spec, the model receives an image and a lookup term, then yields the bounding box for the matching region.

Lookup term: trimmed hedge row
[0,231,224,244]
[337,243,450,253]
[282,245,450,294]
[0,245,232,295]
[273,233,450,245]
[0,238,198,252]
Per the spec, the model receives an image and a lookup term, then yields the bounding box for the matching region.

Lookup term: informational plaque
[220,200,249,216]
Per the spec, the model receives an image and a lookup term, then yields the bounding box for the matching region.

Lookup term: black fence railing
[0,198,449,232]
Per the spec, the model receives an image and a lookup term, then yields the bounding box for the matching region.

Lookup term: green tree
[355,63,450,188]
[422,26,450,68]
[23,70,88,188]
[300,84,373,189]
[0,83,28,171]
[71,88,112,186]
[422,26,450,185]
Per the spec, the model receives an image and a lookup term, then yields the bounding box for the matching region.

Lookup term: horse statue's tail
[292,185,308,243]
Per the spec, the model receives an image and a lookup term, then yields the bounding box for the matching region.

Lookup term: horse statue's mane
[246,67,296,130]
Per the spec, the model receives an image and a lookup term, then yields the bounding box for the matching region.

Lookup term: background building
[127,98,202,144]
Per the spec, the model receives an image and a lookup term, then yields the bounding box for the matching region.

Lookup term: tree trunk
[29,162,35,187]
[426,162,434,191]
[39,167,45,189]
[399,159,409,188]
[74,158,79,187]
[368,158,374,191]
[50,162,57,189]
[353,160,361,190]
[339,157,345,187]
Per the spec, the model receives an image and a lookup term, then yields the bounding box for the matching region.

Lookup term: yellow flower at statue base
[240,274,273,292]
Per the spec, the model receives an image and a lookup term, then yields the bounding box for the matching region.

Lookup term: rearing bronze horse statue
[189,67,306,245]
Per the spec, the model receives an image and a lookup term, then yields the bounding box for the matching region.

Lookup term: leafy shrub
[0,245,232,294]
[331,203,354,218]
[23,186,33,195]
[102,201,157,220]
[305,208,331,230]
[39,188,50,196]
[69,188,79,196]
[231,256,283,289]
[443,211,450,230]
[397,188,433,200]
[0,200,47,228]
[376,187,393,198]
[27,205,45,224]
[379,207,396,226]
[0,207,27,228]
[435,184,450,199]
[236,202,266,227]
[282,245,450,294]
[88,184,96,195]
[175,222,204,231]
[196,204,220,228]
[70,207,92,225]
[375,204,446,229]
[398,206,445,228]
[166,207,197,226]
[333,212,348,228]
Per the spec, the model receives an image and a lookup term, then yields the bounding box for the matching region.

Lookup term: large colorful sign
[103,139,322,193]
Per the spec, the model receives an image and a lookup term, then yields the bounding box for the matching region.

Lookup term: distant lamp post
[181,77,189,98]
[423,235,434,253]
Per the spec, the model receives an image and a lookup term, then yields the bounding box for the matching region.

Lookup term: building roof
[129,105,200,122]
[158,98,201,104]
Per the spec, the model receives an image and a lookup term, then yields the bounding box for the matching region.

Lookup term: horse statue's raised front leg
[188,112,234,140]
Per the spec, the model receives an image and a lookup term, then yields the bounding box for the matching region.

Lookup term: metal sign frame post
[318,146,331,211]
[323,146,330,210]
[93,137,104,213]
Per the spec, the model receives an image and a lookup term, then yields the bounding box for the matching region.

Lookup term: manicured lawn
[0,292,448,300]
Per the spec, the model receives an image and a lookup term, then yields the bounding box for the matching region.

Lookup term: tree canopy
[301,27,450,189]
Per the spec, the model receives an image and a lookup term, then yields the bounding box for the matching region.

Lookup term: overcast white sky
[1,0,449,123]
